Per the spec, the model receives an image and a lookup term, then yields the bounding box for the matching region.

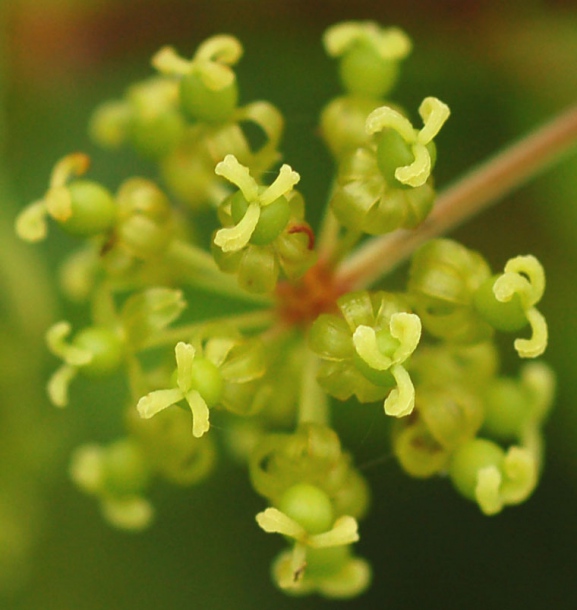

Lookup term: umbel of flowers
[15,21,556,600]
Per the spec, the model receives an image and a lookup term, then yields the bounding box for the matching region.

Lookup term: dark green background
[2,1,577,608]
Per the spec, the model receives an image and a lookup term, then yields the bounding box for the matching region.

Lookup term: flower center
[275,261,348,328]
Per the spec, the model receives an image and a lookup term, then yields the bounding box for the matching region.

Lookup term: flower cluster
[15,21,554,599]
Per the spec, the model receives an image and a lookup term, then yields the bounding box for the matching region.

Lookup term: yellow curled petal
[365,105,415,140]
[256,507,306,540]
[309,516,359,548]
[45,186,73,222]
[352,325,392,370]
[175,341,196,390]
[383,364,415,417]
[394,143,431,187]
[323,22,375,56]
[503,255,545,306]
[259,164,300,206]
[475,465,503,515]
[196,60,236,91]
[15,201,48,242]
[137,387,184,419]
[195,34,243,66]
[500,447,537,505]
[389,312,421,363]
[418,97,450,144]
[186,389,211,438]
[215,154,259,201]
[151,46,192,75]
[514,308,548,359]
[213,200,261,252]
[47,364,78,407]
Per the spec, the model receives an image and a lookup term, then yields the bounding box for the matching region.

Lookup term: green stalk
[164,239,273,305]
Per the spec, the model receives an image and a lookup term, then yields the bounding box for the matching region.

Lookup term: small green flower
[137,331,266,437]
[46,321,124,407]
[137,341,222,438]
[69,438,153,531]
[89,77,184,158]
[152,35,242,124]
[256,483,365,596]
[474,255,547,358]
[310,291,421,417]
[329,98,448,235]
[213,154,300,252]
[15,153,116,242]
[324,21,411,98]
[366,96,450,188]
[449,438,538,516]
[408,239,494,343]
[482,361,555,445]
[211,155,314,292]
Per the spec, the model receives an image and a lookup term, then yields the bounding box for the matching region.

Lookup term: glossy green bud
[59,181,117,238]
[473,275,528,332]
[180,73,238,123]
[130,108,184,158]
[152,36,242,125]
[102,438,150,497]
[279,483,335,535]
[324,22,411,98]
[482,378,529,441]
[449,438,504,502]
[408,239,493,343]
[237,245,279,293]
[339,42,399,98]
[189,357,224,407]
[320,96,381,158]
[230,190,291,246]
[74,326,123,377]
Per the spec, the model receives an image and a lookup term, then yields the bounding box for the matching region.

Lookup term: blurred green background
[2,1,577,608]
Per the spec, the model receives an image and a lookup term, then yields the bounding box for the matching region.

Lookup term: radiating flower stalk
[16,20,576,599]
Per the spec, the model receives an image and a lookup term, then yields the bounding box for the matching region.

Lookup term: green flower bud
[311,291,420,417]
[152,35,242,124]
[16,154,116,242]
[73,326,124,377]
[180,72,238,124]
[418,386,484,450]
[250,424,369,520]
[366,97,449,188]
[393,417,450,478]
[120,287,186,350]
[279,484,335,535]
[474,255,547,358]
[69,440,153,531]
[449,438,505,504]
[323,22,411,98]
[483,378,529,441]
[320,96,381,159]
[137,329,266,437]
[45,322,124,407]
[213,155,299,253]
[60,181,116,237]
[127,405,216,486]
[102,438,150,497]
[330,146,436,235]
[408,239,493,343]
[449,439,538,515]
